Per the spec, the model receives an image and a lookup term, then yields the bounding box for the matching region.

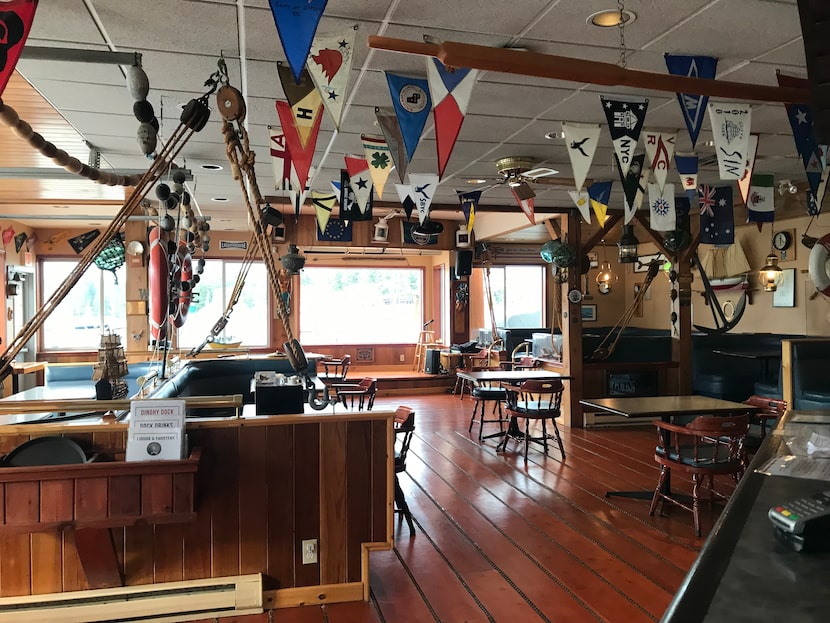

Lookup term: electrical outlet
[302,539,318,564]
[399,354,405,362]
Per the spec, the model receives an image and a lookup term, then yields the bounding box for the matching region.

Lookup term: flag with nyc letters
[386,72,432,163]
[306,27,356,130]
[563,122,601,191]
[649,183,676,231]
[408,173,439,225]
[588,180,613,226]
[708,102,752,180]
[457,190,480,232]
[617,152,647,224]
[747,174,775,224]
[675,154,699,204]
[643,130,676,192]
[0,0,39,100]
[600,95,649,177]
[699,185,734,244]
[664,54,718,148]
[737,134,760,206]
[362,134,393,199]
[376,106,410,184]
[311,191,337,234]
[427,58,478,179]
[268,0,327,84]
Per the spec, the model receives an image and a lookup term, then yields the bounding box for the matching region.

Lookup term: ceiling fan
[476,156,577,200]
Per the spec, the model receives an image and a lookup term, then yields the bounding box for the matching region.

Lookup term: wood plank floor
[279,392,733,623]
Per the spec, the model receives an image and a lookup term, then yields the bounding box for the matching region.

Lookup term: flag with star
[600,95,649,177]
[339,169,371,222]
[563,122,601,191]
[616,152,647,224]
[457,190,480,232]
[317,217,353,242]
[699,185,734,244]
[0,0,39,100]
[643,130,676,192]
[306,27,356,130]
[275,100,321,195]
[568,190,592,224]
[268,0,327,84]
[408,173,439,225]
[649,183,676,231]
[777,73,827,213]
[311,190,337,234]
[385,72,432,162]
[675,153,699,204]
[588,180,613,226]
[395,184,416,220]
[362,134,393,199]
[426,58,479,179]
[737,134,760,206]
[747,174,775,224]
[708,102,752,180]
[277,63,324,150]
[376,106,409,184]
[344,154,373,214]
[664,54,718,147]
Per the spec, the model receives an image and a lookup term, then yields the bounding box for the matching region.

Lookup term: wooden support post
[74,527,124,589]
[671,255,694,395]
[561,210,584,428]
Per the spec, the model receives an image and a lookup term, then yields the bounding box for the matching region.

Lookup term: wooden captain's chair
[500,379,565,460]
[334,377,378,410]
[394,406,416,536]
[319,354,351,385]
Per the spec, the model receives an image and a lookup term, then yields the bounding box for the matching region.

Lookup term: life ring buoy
[808,233,830,297]
[148,226,170,341]
[170,242,193,328]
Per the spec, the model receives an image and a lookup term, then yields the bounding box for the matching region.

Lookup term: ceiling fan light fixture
[587,9,636,27]
[544,131,565,140]
[466,178,488,185]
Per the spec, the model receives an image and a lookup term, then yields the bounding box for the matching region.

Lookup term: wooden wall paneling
[39,479,73,524]
[371,419,390,543]
[73,527,123,588]
[266,423,295,589]
[109,475,141,519]
[346,421,372,583]
[182,430,212,581]
[293,423,321,587]
[209,428,241,577]
[61,529,88,592]
[123,525,154,586]
[238,426,268,575]
[141,473,173,516]
[4,481,39,527]
[320,421,348,585]
[30,532,62,594]
[74,477,108,521]
[153,523,184,584]
[0,533,32,596]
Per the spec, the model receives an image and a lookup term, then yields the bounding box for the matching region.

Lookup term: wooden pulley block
[216,85,246,122]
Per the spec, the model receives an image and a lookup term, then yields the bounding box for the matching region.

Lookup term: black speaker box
[456,249,473,276]
[424,349,441,374]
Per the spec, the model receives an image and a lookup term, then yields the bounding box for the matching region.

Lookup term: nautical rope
[0,98,143,187]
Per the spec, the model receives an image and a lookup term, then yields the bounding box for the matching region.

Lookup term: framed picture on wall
[773,268,796,307]
[582,304,597,322]
[356,348,375,362]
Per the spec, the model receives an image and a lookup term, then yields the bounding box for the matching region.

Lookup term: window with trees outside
[482,265,546,328]
[299,267,423,344]
[41,259,127,350]
[176,260,269,348]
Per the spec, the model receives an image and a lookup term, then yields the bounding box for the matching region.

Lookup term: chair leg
[692,474,702,537]
[394,475,416,536]
[524,418,530,461]
[650,467,668,517]
[540,418,549,455]
[550,418,565,458]
[468,399,480,434]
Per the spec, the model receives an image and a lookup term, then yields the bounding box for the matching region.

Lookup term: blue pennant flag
[664,54,718,148]
[457,190,481,232]
[698,185,734,245]
[783,102,824,208]
[268,0,328,84]
[317,217,353,242]
[587,180,613,225]
[385,72,432,162]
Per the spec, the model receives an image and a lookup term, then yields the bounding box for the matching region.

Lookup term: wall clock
[773,231,792,252]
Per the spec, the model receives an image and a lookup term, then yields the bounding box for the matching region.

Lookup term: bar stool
[468,383,508,442]
[413,330,434,372]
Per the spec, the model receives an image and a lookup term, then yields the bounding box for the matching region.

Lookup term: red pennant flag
[0,0,39,99]
[511,188,535,224]
[275,99,322,192]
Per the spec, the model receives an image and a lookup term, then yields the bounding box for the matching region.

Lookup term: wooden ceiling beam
[368,36,809,103]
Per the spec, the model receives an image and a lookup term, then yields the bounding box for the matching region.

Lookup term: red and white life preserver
[170,242,193,328]
[808,233,830,297]
[148,226,170,341]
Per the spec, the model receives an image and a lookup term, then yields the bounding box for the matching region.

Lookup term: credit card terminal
[768,489,830,552]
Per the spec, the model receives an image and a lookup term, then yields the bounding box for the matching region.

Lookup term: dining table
[579,395,761,500]
[711,347,782,385]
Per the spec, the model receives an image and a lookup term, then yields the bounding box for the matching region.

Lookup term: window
[483,265,546,328]
[299,267,423,344]
[41,259,126,350]
[176,260,269,348]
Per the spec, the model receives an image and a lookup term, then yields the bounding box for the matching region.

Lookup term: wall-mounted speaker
[455,249,473,277]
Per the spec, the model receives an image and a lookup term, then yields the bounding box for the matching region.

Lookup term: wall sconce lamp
[759,252,784,292]
[617,224,639,263]
[595,241,618,294]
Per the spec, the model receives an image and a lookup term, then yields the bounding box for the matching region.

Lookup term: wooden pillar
[124,218,149,358]
[670,256,693,395]
[560,210,584,428]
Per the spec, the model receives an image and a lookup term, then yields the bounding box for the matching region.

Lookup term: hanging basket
[94,234,126,282]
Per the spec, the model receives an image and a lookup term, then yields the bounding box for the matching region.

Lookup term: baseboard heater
[0,574,262,623]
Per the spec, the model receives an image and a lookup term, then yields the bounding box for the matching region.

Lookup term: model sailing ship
[698,242,751,290]
[93,332,129,399]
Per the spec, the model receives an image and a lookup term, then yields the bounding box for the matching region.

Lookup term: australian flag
[699,185,734,245]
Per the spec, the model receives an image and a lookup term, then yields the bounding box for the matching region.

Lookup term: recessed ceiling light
[466,178,488,184]
[587,9,636,27]
[544,131,565,140]
[211,197,228,202]
[200,163,223,171]
[703,140,715,147]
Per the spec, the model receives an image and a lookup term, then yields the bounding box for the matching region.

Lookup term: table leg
[605,416,674,501]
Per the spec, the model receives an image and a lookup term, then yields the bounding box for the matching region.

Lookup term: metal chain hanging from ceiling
[617,0,628,69]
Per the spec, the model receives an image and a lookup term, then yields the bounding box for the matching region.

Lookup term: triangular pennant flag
[344,154,373,214]
[588,180,613,226]
[288,164,309,219]
[376,107,409,184]
[707,102,752,180]
[747,174,775,224]
[306,27,356,130]
[737,134,760,206]
[777,73,826,212]
[426,58,478,179]
[699,185,734,244]
[600,95,649,176]
[268,0,327,84]
[0,0,38,100]
[675,153,699,204]
[277,63,324,149]
[339,169,372,222]
[385,72,432,162]
[395,184,416,220]
[317,217,353,242]
[562,122,601,191]
[568,190,592,224]
[268,125,292,191]
[510,187,535,224]
[407,173,439,225]
[362,134,393,199]
[617,153,647,224]
[648,182,676,231]
[664,54,718,147]
[643,130,676,192]
[311,190,337,234]
[457,190,480,232]
[275,99,322,192]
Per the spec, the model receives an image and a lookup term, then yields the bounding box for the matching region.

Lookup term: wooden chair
[743,394,787,444]
[334,377,377,410]
[453,353,497,399]
[394,406,416,536]
[319,355,351,386]
[468,380,508,442]
[649,414,749,537]
[500,379,565,460]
